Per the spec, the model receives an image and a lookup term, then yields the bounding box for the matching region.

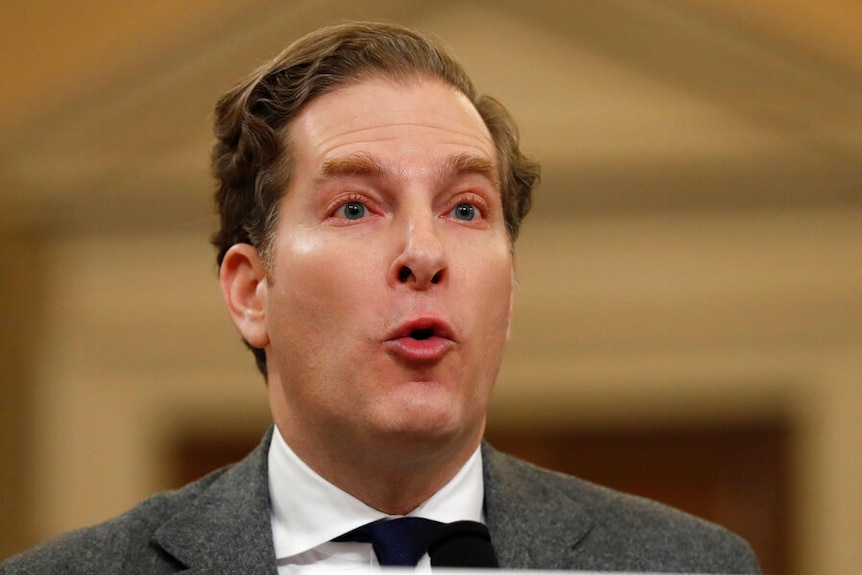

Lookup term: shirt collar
[268,425,484,560]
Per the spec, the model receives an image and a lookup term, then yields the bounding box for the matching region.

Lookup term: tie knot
[336,517,443,566]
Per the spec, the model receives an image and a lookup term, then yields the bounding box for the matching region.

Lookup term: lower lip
[385,336,454,362]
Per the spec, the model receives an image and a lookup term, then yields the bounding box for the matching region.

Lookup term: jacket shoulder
[0,466,228,575]
[483,445,761,573]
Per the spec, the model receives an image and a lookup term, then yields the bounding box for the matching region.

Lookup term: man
[2,22,760,574]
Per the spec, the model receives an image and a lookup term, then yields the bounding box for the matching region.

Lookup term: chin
[377,404,481,449]
[365,379,485,439]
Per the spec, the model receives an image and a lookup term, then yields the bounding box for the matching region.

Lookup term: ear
[219,243,270,349]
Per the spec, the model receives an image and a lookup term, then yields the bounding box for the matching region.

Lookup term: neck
[279,424,483,515]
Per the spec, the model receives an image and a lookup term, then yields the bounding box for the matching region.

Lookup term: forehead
[287,77,497,175]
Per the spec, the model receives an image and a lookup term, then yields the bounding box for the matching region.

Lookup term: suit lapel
[482,442,593,569]
[152,427,277,574]
[147,432,591,572]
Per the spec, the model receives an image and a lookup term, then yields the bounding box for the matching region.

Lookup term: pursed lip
[383,316,456,362]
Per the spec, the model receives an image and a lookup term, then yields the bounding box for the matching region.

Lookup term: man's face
[257,77,514,459]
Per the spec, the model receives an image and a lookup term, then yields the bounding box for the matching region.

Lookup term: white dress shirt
[268,427,485,573]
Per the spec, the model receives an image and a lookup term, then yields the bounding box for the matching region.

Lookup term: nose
[389,215,448,289]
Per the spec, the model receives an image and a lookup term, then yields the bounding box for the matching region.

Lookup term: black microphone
[428,520,499,568]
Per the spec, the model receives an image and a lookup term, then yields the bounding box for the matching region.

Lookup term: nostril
[431,271,442,284]
[398,266,413,283]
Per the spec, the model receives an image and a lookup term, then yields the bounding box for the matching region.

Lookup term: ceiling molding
[2,1,860,233]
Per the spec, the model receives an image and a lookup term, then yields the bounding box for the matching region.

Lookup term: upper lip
[386,316,455,342]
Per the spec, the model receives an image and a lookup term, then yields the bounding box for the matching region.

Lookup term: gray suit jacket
[1,427,760,573]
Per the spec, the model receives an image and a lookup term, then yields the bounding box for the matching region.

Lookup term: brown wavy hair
[211,21,540,376]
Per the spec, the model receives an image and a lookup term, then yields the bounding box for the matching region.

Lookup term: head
[211,22,539,377]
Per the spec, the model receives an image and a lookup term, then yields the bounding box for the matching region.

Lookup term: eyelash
[325,191,490,221]
[449,192,488,219]
[327,193,374,218]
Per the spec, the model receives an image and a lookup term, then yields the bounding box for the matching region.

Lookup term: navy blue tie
[335,517,443,566]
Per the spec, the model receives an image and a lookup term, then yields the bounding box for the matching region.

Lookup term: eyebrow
[447,153,500,189]
[315,153,386,184]
[314,152,499,188]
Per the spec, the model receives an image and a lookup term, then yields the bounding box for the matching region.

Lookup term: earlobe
[219,244,270,349]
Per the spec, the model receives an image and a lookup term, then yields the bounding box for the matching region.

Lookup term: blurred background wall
[1,1,860,573]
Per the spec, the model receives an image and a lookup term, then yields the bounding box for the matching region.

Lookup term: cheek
[266,239,383,342]
[459,250,514,352]
[473,251,514,316]
[273,262,340,329]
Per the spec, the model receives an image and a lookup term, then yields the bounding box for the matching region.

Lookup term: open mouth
[409,327,435,340]
[389,317,453,342]
[385,318,455,361]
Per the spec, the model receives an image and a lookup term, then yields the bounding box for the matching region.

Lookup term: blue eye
[339,201,366,220]
[452,203,476,221]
